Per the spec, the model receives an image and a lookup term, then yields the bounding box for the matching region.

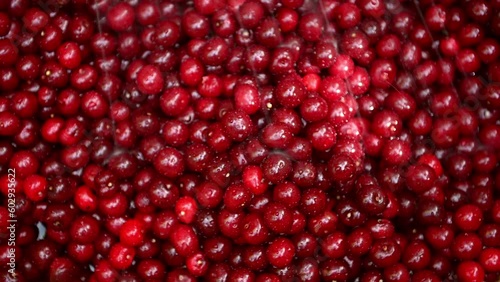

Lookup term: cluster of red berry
[1,0,500,281]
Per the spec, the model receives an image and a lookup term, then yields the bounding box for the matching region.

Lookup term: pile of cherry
[1,0,500,281]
